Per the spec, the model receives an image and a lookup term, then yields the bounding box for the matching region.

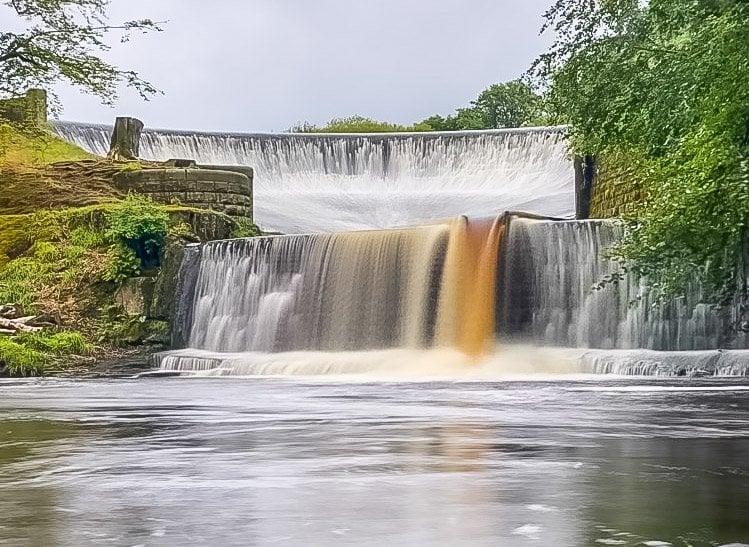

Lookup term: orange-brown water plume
[436,216,506,357]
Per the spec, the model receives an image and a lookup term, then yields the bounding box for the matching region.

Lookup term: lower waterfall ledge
[579,349,749,377]
[152,346,749,378]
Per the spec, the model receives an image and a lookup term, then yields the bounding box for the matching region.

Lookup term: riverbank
[0,121,257,377]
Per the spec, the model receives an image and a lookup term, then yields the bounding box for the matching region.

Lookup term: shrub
[15,331,93,356]
[105,194,169,270]
[102,243,141,283]
[0,337,48,376]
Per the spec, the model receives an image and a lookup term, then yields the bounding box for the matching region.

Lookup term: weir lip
[52,121,576,233]
[52,120,569,139]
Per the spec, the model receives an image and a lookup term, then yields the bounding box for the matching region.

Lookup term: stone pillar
[0,88,47,127]
[575,155,595,219]
[108,116,144,160]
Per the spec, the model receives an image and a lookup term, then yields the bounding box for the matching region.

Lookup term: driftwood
[0,303,23,319]
[0,317,43,333]
[107,117,144,160]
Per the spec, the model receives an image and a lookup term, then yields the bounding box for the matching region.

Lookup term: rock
[134,370,181,378]
[0,304,24,319]
[114,277,156,316]
[150,238,186,321]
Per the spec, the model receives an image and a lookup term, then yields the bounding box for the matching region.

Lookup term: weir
[52,121,749,376]
[158,214,749,377]
[52,122,575,234]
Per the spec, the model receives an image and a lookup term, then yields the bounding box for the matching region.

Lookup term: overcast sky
[50,0,553,132]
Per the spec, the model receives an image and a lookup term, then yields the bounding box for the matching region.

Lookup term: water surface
[1,377,747,546]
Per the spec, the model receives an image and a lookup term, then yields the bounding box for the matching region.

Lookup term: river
[1,377,747,546]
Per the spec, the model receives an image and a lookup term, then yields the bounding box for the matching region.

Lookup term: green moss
[0,121,91,166]
[0,337,48,376]
[230,217,261,238]
[15,331,93,356]
[118,162,143,171]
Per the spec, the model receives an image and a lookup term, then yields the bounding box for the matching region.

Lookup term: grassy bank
[0,121,255,376]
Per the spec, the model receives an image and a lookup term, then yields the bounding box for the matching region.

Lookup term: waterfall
[184,226,448,353]
[499,217,739,351]
[51,122,575,234]
[52,121,749,376]
[156,215,749,377]
[156,219,516,374]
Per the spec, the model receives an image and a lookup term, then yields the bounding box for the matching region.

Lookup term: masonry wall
[0,89,47,127]
[114,168,253,219]
[589,160,645,218]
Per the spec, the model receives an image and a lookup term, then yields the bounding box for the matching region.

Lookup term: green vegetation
[421,80,545,130]
[292,115,432,133]
[0,121,252,377]
[231,217,262,238]
[105,194,170,271]
[533,0,749,304]
[0,331,93,376]
[0,336,47,376]
[0,199,185,376]
[293,80,545,133]
[0,0,160,109]
[0,121,91,165]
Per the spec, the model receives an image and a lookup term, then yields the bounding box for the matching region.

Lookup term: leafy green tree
[532,0,749,303]
[419,114,459,131]
[469,80,544,128]
[419,80,545,130]
[0,0,161,108]
[291,115,431,133]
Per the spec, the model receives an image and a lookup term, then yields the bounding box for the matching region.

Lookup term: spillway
[53,121,749,377]
[52,122,575,234]
[498,218,742,351]
[157,215,749,377]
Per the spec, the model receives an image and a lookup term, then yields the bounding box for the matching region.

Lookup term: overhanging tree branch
[0,0,163,109]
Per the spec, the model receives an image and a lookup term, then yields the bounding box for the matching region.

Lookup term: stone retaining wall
[113,167,253,219]
[589,160,645,218]
[0,89,47,127]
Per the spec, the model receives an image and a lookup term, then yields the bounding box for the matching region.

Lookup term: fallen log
[0,317,44,333]
[0,303,24,320]
[15,313,60,327]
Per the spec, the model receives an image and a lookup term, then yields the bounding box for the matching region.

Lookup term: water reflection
[0,378,747,546]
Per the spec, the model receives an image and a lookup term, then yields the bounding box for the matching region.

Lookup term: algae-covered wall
[589,160,645,219]
[0,89,47,127]
[113,168,253,219]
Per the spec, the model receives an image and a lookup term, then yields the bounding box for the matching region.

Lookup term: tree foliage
[291,115,431,133]
[532,0,749,304]
[420,80,545,130]
[0,0,161,108]
[294,80,545,133]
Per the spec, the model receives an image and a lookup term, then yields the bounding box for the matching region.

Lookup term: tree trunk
[107,117,144,160]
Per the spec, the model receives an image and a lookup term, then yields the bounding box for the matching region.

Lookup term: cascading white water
[183,226,448,354]
[52,122,575,234]
[156,216,749,377]
[51,122,749,377]
[500,218,739,351]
